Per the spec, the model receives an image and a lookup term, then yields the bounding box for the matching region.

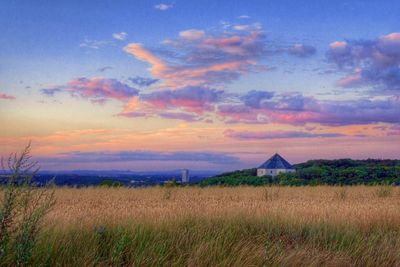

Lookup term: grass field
[5,186,400,266]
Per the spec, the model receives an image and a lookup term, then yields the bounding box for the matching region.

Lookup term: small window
[270,171,272,174]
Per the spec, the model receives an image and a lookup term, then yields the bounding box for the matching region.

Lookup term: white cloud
[113,32,128,41]
[238,15,250,19]
[154,3,173,11]
[233,23,261,31]
[79,37,110,49]
[219,20,231,29]
[233,25,251,31]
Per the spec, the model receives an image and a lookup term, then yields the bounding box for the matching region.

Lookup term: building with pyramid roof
[257,153,295,177]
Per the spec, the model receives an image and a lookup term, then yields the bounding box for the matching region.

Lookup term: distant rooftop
[258,153,294,169]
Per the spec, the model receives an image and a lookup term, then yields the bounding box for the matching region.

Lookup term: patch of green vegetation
[200,159,400,186]
[99,180,123,187]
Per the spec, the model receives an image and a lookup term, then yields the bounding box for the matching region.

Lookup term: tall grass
[0,144,54,266]
[43,186,400,229]
[1,186,400,266]
[27,216,400,266]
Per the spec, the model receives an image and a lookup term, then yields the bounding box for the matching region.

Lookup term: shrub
[0,143,55,265]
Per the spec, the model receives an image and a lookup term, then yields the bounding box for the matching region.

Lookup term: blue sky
[0,2,395,100]
[2,0,398,85]
[0,0,399,171]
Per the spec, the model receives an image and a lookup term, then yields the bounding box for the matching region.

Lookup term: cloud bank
[224,129,345,140]
[124,27,268,88]
[328,32,400,92]
[217,90,400,126]
[40,150,240,165]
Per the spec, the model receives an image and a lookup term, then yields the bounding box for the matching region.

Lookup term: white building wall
[257,169,267,177]
[257,168,295,177]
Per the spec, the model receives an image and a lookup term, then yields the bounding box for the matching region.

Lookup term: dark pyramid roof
[258,153,294,169]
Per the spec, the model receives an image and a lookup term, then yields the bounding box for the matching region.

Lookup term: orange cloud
[124,43,167,78]
[122,96,141,113]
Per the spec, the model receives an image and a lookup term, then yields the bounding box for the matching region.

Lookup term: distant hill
[0,169,219,187]
[200,159,400,186]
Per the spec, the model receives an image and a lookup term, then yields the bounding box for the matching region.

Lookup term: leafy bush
[0,143,55,265]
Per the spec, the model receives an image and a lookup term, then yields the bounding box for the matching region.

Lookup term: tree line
[200,159,400,186]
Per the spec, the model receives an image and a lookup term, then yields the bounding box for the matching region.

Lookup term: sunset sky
[1,0,399,171]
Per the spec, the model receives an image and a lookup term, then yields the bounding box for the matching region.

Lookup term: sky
[0,0,399,171]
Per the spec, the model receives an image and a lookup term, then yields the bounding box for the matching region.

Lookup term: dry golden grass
[47,186,400,229]
[3,185,400,266]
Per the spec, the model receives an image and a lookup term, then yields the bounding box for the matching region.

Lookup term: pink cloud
[329,41,348,49]
[117,86,223,121]
[202,32,263,55]
[217,104,262,124]
[42,77,139,103]
[267,111,322,125]
[0,93,16,100]
[179,29,205,40]
[42,77,224,122]
[380,32,400,42]
[335,68,364,87]
[386,125,400,136]
[141,86,223,114]
[124,28,267,88]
